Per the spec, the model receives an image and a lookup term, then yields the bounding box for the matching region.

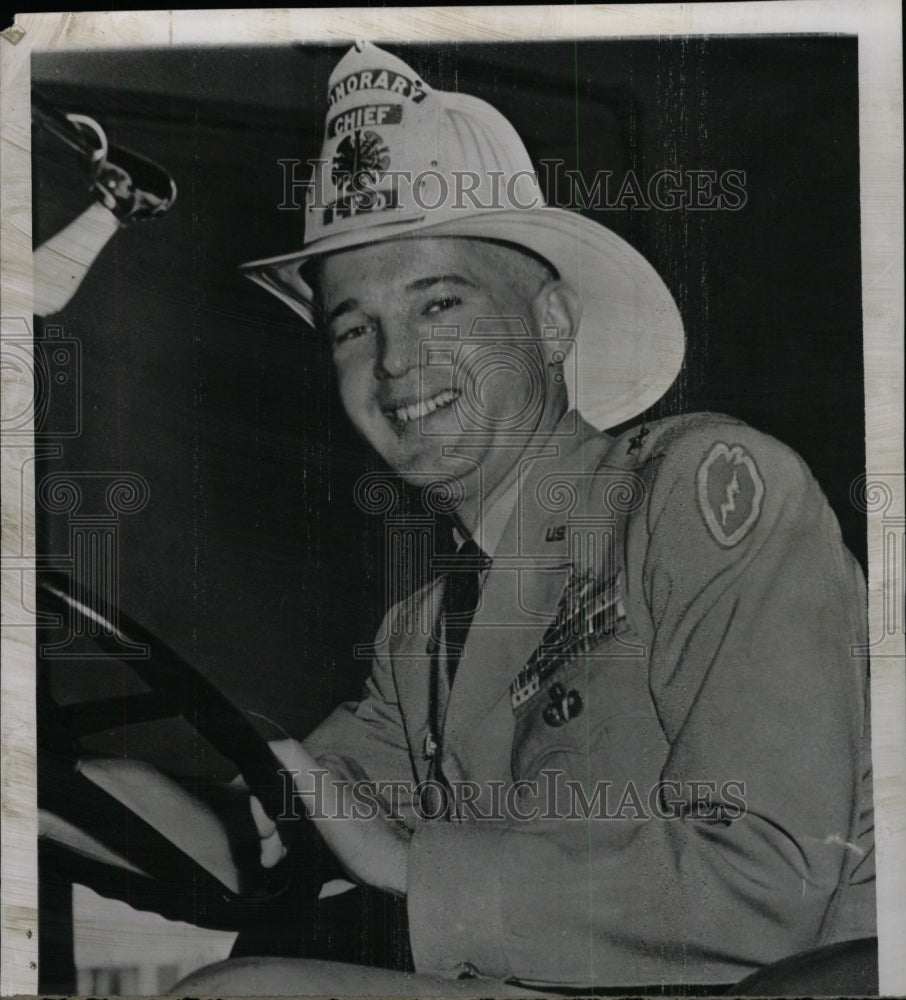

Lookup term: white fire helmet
[241,42,684,430]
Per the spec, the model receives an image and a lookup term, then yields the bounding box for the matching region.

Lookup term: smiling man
[320,237,573,525]
[178,41,874,995]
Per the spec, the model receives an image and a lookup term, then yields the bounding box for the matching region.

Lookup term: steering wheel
[37,570,339,932]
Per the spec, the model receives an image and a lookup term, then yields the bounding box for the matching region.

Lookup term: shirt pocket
[510,655,664,784]
[510,657,597,779]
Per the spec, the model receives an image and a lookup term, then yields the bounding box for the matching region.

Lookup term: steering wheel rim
[37,570,334,930]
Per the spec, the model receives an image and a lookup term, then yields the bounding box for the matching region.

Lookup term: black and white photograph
[1,4,903,996]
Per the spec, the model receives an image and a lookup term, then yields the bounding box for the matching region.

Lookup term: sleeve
[303,602,416,795]
[405,423,872,987]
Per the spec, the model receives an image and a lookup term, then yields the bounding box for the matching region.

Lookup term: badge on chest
[509,567,630,719]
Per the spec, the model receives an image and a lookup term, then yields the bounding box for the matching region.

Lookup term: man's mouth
[383,388,461,425]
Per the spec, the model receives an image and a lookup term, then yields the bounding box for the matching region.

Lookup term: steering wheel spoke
[37,571,333,929]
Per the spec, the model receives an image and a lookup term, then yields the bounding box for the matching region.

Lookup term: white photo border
[2,3,902,994]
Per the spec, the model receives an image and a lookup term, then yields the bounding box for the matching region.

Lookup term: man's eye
[331,322,373,346]
[424,296,462,315]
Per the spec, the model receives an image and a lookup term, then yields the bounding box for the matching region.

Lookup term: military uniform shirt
[304,411,874,988]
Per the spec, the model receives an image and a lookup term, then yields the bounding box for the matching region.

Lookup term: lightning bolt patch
[697,443,765,547]
[720,471,740,526]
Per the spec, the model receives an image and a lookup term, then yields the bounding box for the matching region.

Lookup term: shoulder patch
[696,442,765,547]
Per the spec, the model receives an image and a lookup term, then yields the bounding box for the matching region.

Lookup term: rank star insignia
[696,442,765,547]
[627,424,649,454]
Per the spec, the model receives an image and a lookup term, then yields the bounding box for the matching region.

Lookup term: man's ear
[532,279,582,365]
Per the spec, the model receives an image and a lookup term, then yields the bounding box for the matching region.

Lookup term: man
[179,41,874,993]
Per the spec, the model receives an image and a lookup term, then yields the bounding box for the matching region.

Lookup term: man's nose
[373,324,417,380]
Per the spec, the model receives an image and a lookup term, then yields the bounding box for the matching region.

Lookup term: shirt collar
[451,464,525,557]
[453,410,608,558]
[450,408,590,557]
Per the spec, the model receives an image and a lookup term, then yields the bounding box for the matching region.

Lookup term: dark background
[32,36,864,777]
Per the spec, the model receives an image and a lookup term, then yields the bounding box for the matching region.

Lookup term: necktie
[438,537,491,685]
[423,538,490,809]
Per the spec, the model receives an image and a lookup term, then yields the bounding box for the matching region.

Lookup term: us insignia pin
[696,442,765,547]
